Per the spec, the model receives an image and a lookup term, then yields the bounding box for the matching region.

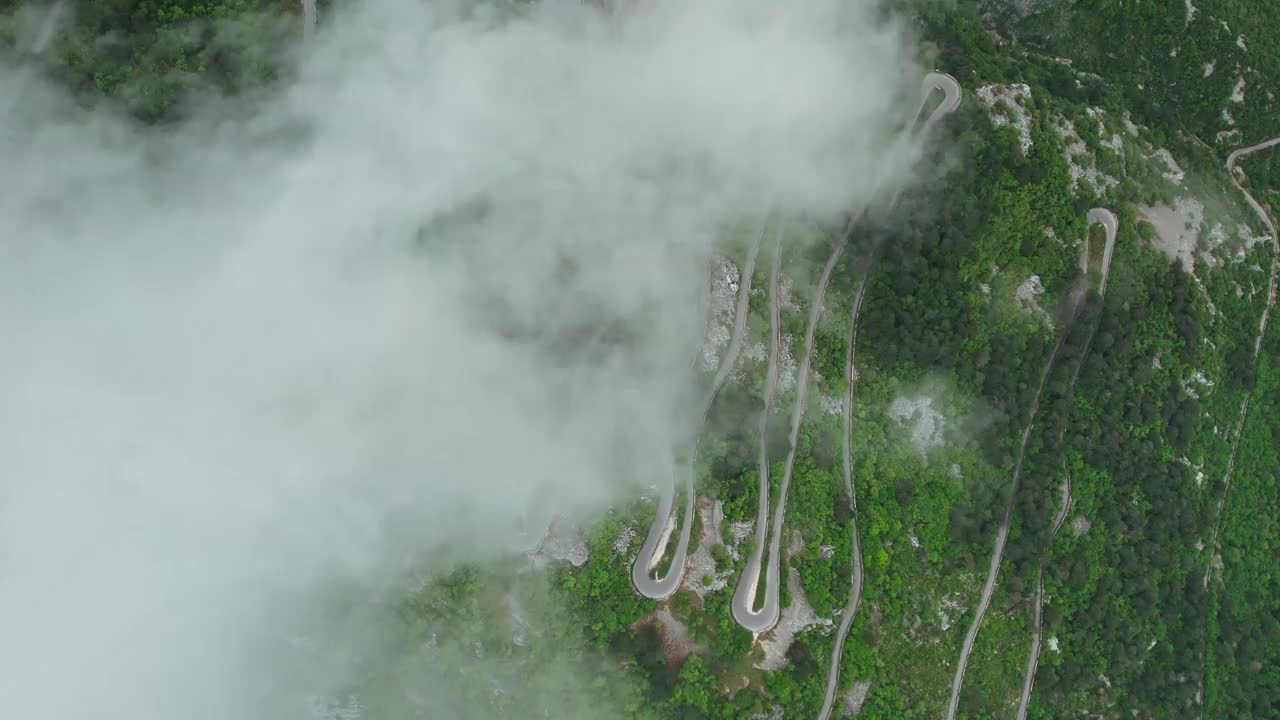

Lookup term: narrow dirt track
[705,223,768,408]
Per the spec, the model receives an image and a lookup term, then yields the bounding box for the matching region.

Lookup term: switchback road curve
[1202,137,1280,588]
[632,221,771,600]
[816,70,961,720]
[1013,207,1117,720]
[730,233,785,630]
[945,208,1112,720]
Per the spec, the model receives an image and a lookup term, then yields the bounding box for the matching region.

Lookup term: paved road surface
[731,235,785,630]
[630,457,697,599]
[944,347,1063,720]
[733,215,849,633]
[815,70,962,720]
[747,221,853,630]
[2,1,66,115]
[705,221,768,408]
[1227,138,1280,246]
[31,0,66,54]
[633,222,772,600]
[1201,138,1280,590]
[1086,208,1118,297]
[880,73,962,212]
[1013,209,1116,720]
[1226,138,1279,357]
[1015,465,1074,720]
[945,210,1107,720]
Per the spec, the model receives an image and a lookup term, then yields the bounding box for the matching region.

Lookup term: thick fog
[0,0,921,717]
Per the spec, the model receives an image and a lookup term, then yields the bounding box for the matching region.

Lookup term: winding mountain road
[631,461,697,600]
[1230,141,1280,359]
[1087,208,1118,296]
[732,218,853,633]
[731,236,785,629]
[943,342,1067,720]
[1226,138,1279,357]
[945,209,1113,720]
[1013,209,1117,720]
[31,0,66,55]
[735,71,964,636]
[1201,138,1280,590]
[814,276,870,720]
[879,73,962,213]
[1227,139,1280,243]
[2,1,66,116]
[815,71,962,720]
[1014,464,1074,720]
[301,0,316,41]
[632,222,771,600]
[706,222,768,407]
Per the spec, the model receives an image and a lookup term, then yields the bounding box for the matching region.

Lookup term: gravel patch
[889,395,946,454]
[1139,199,1204,273]
[1183,370,1215,399]
[976,84,1033,155]
[1231,76,1247,104]
[820,394,843,416]
[1072,515,1093,536]
[613,525,637,556]
[652,607,707,663]
[729,520,755,561]
[1056,119,1119,196]
[778,333,798,392]
[702,258,742,370]
[755,564,834,671]
[748,706,784,720]
[537,520,589,567]
[1236,222,1272,253]
[1086,107,1125,152]
[682,499,731,597]
[1217,128,1243,146]
[778,275,802,313]
[843,680,873,717]
[937,595,965,632]
[1015,274,1054,329]
[1123,112,1141,136]
[1153,148,1185,184]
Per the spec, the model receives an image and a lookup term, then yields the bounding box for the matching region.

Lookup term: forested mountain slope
[3,1,1276,719]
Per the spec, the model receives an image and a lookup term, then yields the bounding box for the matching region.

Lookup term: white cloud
[0,1,920,717]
